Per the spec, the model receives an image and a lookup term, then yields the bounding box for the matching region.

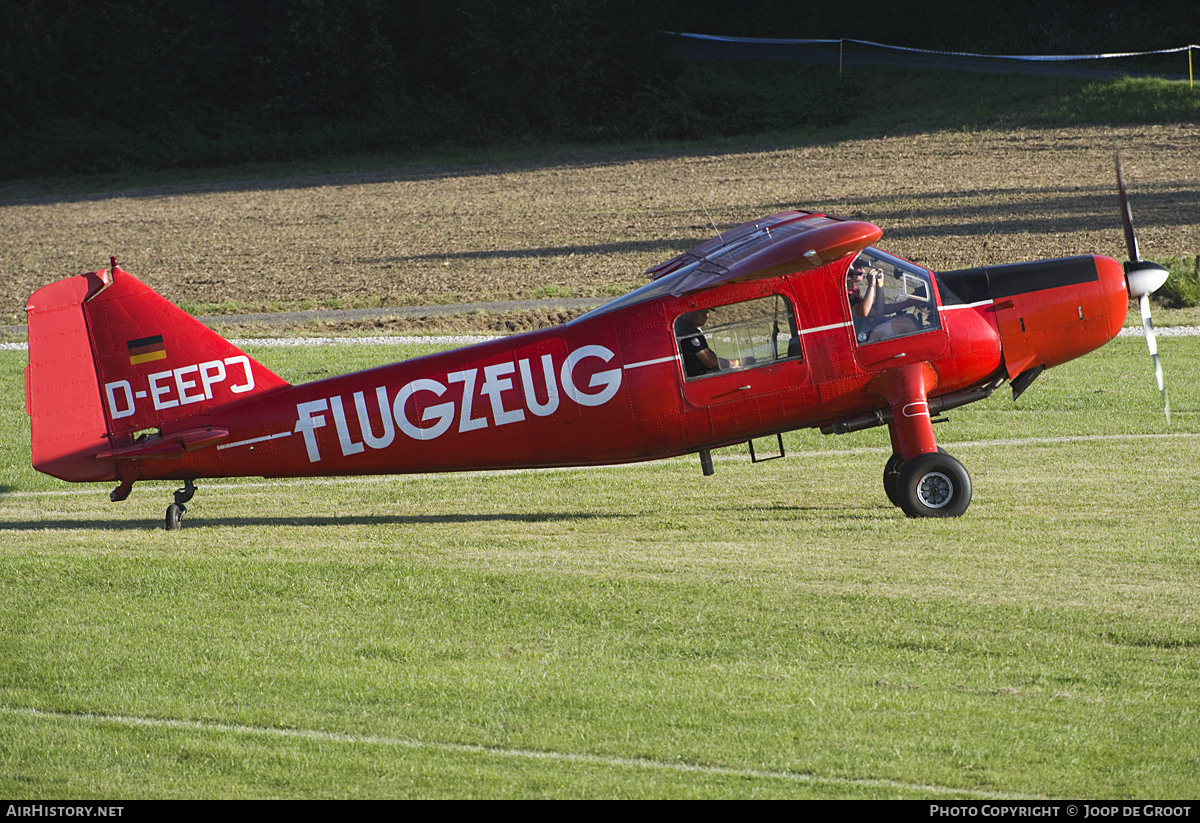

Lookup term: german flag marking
[127,334,167,365]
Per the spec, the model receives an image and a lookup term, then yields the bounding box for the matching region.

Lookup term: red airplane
[24,163,1168,527]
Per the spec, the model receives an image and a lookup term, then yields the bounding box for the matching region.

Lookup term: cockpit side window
[846,248,940,344]
[675,294,801,380]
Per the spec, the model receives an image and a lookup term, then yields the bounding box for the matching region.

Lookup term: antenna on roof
[696,197,724,244]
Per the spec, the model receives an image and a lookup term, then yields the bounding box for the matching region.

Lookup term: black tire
[883,447,946,508]
[883,453,905,507]
[896,451,972,518]
[165,503,183,530]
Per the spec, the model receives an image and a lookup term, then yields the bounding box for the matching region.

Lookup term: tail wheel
[165,480,195,530]
[896,451,971,518]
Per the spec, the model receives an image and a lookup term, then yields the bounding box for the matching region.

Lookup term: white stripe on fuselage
[624,355,679,370]
[940,300,995,311]
[797,300,996,336]
[799,321,851,335]
[217,430,293,450]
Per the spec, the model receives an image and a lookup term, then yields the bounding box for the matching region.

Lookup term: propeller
[1116,153,1171,423]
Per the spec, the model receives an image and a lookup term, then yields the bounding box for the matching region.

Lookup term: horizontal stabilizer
[96,427,230,460]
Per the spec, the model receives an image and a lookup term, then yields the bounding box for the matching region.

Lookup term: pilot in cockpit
[847,259,922,343]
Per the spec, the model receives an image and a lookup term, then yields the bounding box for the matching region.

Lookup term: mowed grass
[1,335,1199,798]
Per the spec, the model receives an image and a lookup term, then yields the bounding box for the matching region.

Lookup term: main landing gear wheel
[883,447,947,509]
[896,451,971,518]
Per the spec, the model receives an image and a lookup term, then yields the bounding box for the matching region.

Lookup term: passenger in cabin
[675,309,749,377]
[675,309,720,376]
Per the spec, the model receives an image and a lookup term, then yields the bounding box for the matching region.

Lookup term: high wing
[645,210,882,295]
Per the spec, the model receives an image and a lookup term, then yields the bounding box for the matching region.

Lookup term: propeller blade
[1139,293,1170,423]
[1119,155,1170,423]
[1139,294,1163,392]
[1116,152,1140,263]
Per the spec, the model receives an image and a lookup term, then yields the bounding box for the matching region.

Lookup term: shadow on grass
[758,503,889,515]
[331,182,1200,268]
[0,511,633,531]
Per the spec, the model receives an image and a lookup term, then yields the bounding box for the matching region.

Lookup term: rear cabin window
[674,295,800,380]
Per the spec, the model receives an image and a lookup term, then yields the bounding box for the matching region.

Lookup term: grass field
[2,333,1198,799]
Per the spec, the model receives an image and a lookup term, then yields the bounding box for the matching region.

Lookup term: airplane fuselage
[86,252,1127,483]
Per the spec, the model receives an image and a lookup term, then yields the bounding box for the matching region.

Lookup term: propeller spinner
[1116,153,1171,423]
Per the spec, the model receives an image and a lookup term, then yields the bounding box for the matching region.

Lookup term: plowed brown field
[2,125,1196,334]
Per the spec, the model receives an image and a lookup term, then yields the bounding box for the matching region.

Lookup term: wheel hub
[915,471,954,509]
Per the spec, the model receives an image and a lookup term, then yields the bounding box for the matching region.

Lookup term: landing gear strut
[165,480,196,530]
[871,363,972,517]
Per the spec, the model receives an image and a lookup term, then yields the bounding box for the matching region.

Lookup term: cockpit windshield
[846,248,940,344]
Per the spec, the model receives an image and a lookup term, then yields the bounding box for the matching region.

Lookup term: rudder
[26,269,114,481]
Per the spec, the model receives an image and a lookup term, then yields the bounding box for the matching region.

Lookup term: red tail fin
[26,262,289,482]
